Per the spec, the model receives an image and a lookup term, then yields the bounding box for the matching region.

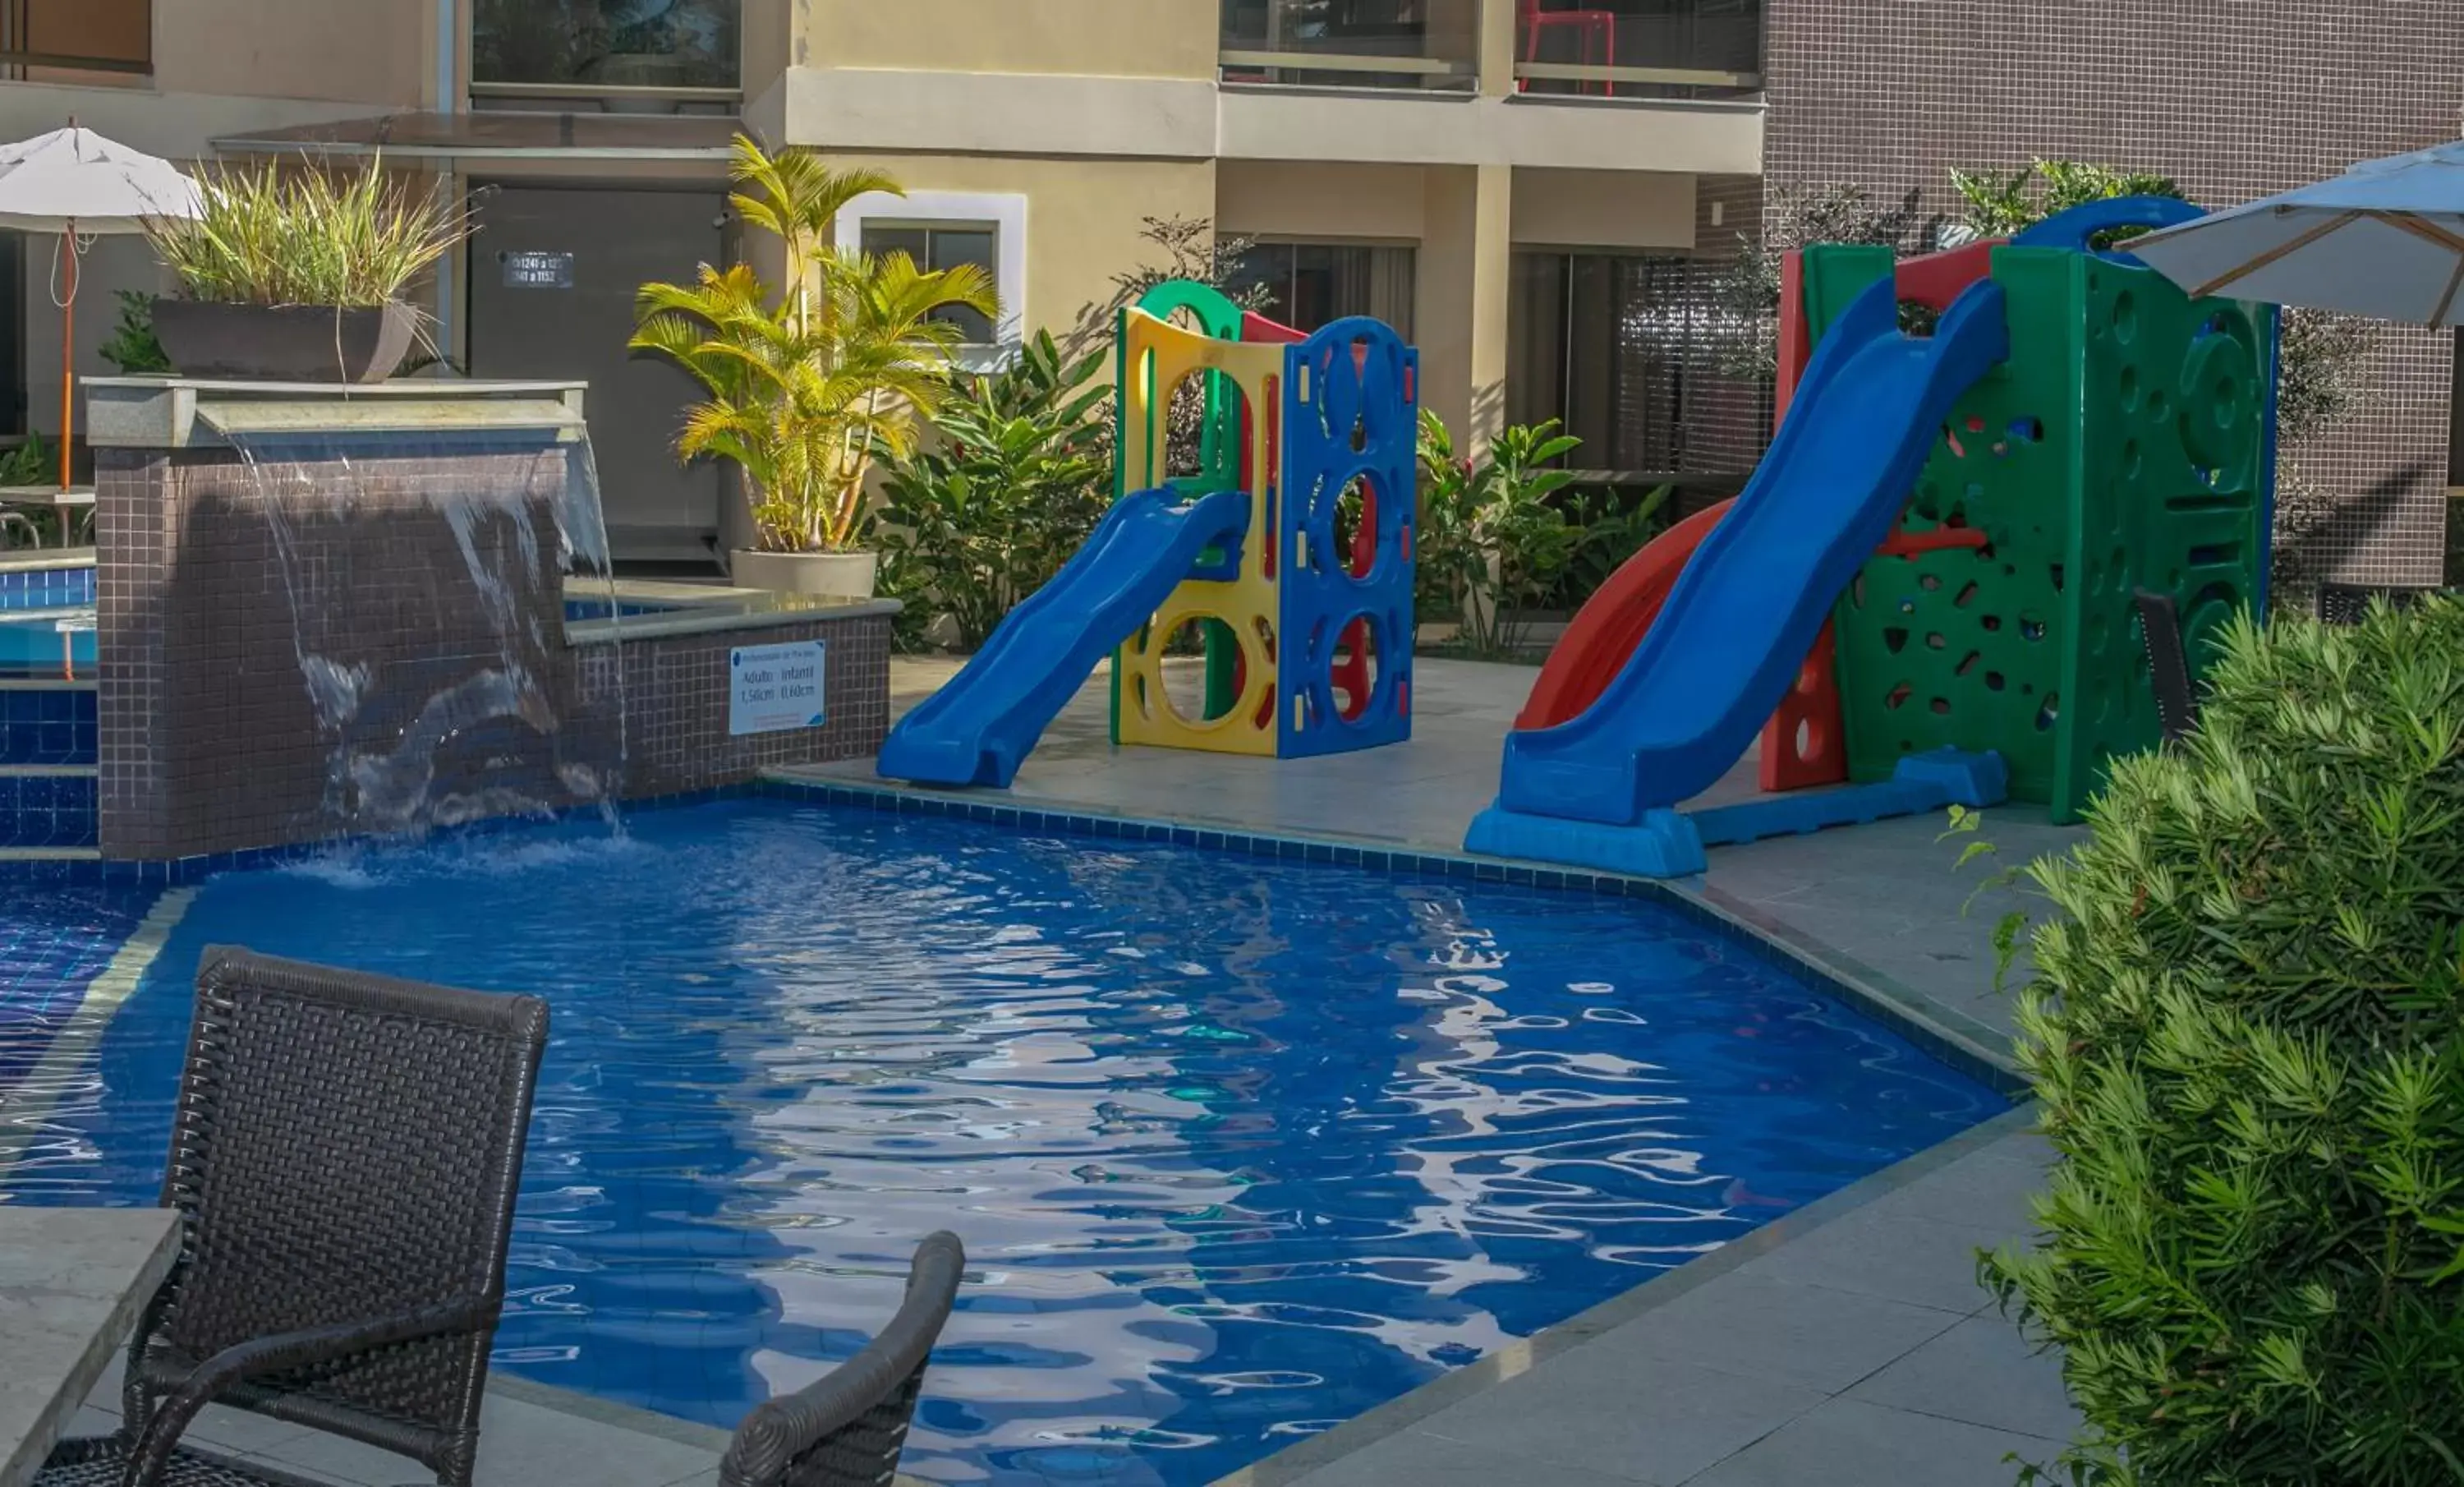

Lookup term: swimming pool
[5,799,2004,1485]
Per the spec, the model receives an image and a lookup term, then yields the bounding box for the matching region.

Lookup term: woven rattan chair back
[139,947,549,1484]
[718,1231,965,1487]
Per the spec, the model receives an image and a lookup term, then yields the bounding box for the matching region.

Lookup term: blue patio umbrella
[2128,140,2464,323]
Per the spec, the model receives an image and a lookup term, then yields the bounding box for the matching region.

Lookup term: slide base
[1689,748,2008,849]
[1462,748,2007,881]
[1464,805,1709,879]
[876,734,1014,790]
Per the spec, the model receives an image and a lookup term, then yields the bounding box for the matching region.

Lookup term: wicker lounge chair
[716,1231,966,1487]
[43,947,549,1487]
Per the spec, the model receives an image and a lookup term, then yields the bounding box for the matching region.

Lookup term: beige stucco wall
[829,153,1216,350]
[1216,161,1427,243]
[154,0,430,105]
[1511,169,1697,251]
[806,0,1216,80]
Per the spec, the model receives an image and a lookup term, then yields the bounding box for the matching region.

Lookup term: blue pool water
[7,800,2003,1485]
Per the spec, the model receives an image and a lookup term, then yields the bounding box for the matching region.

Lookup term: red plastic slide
[1518,500,1734,731]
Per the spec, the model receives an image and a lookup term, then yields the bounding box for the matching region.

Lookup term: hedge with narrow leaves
[1989,598,2464,1485]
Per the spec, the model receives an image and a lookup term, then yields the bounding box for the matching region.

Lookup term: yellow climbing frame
[1113,309,1284,757]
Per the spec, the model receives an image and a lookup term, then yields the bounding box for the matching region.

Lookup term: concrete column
[1477,0,1517,97]
[1414,163,1513,456]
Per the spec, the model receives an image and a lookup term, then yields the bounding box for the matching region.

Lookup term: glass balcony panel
[472,0,741,95]
[1220,0,1478,92]
[1512,0,1759,101]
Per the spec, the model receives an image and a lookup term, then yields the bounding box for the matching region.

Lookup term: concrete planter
[729,548,879,599]
[151,298,418,384]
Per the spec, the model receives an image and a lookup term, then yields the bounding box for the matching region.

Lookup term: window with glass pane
[861,224,997,344]
[1218,0,1477,90]
[1223,243,1416,338]
[1514,0,1760,99]
[1510,250,1768,475]
[471,0,740,90]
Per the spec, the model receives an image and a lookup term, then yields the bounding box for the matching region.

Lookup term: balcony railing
[0,0,150,81]
[1512,0,1760,100]
[471,0,740,100]
[1220,0,1478,92]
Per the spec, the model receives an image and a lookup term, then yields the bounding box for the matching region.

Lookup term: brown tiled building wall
[96,440,889,861]
[1763,0,2464,585]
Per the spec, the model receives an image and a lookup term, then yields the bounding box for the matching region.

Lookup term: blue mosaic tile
[0,565,94,612]
[0,771,98,848]
[0,688,98,766]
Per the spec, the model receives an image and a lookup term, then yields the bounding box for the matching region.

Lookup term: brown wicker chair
[717,1231,965,1487]
[43,946,549,1487]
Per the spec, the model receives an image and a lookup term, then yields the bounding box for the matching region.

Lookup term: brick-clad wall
[95,440,891,861]
[1763,0,2464,585]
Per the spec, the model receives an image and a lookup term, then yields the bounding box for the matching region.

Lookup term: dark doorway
[467,181,729,564]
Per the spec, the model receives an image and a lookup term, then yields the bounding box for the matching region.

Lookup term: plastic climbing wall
[1109,292,1418,761]
[1797,242,2273,822]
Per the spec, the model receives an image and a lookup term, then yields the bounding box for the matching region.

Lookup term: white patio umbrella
[2126,140,2464,324]
[0,123,201,490]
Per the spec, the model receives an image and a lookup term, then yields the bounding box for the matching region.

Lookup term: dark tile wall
[1763,0,2464,585]
[95,441,890,861]
[575,614,892,799]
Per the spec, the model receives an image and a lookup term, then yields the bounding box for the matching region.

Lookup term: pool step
[0,844,100,863]
[0,762,98,848]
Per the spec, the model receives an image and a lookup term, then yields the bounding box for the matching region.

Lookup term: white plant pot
[729,548,879,600]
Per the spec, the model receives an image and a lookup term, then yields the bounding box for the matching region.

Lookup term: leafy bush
[147,157,468,308]
[877,330,1112,650]
[1417,413,1665,656]
[98,290,169,374]
[1984,599,2464,1485]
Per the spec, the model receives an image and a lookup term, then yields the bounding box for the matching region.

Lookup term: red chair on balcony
[1517,0,1619,96]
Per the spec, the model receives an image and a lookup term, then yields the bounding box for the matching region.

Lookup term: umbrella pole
[57,220,74,492]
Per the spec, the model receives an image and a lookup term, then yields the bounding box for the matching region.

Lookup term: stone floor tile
[1735,1208,2011,1314]
[1846,1314,2082,1442]
[1575,1272,1965,1393]
[1411,1354,1824,1485]
[1285,1426,1646,1487]
[1684,1396,2064,1486]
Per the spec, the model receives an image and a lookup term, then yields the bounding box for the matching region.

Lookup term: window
[1508,250,1765,478]
[2,0,151,81]
[833,191,1027,367]
[1224,243,1416,338]
[859,224,997,347]
[471,0,740,94]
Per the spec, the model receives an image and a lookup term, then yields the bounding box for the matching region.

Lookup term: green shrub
[98,290,169,374]
[1986,599,2464,1485]
[147,156,467,309]
[876,329,1112,651]
[1416,412,1666,656]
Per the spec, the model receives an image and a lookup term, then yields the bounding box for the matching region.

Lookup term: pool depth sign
[729,639,826,734]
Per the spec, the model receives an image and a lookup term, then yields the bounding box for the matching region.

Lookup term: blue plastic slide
[877,487,1250,789]
[1465,274,2010,868]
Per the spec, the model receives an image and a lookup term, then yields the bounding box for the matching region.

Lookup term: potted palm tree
[631,136,995,599]
[145,157,467,384]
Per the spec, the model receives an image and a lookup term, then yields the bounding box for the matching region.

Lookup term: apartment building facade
[4,0,1767,562]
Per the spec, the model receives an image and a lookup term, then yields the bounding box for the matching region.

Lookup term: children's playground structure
[876,283,1418,788]
[1466,195,2277,875]
[880,197,2278,882]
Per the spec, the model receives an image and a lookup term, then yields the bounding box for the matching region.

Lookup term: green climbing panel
[2056,252,2270,817]
[1801,242,2269,824]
